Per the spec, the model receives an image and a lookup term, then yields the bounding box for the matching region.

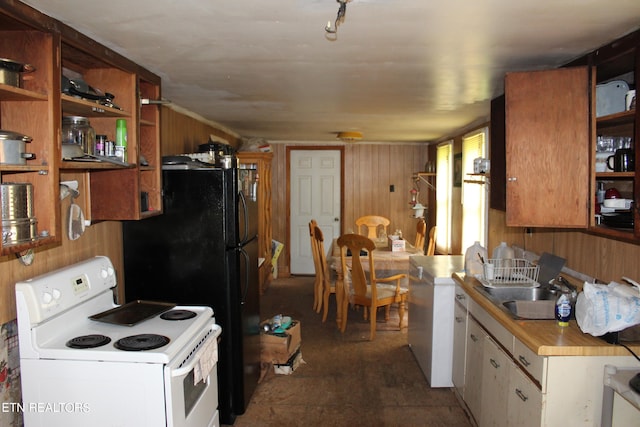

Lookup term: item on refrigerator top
[123,164,260,425]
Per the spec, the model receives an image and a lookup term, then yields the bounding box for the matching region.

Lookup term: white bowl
[603,198,632,209]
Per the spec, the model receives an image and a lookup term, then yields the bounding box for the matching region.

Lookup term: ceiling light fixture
[325,0,349,40]
[337,131,363,142]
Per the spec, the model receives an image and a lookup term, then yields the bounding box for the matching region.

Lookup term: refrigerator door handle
[238,190,249,245]
[239,246,250,305]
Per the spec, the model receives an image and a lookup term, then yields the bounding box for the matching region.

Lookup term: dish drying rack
[480,258,540,288]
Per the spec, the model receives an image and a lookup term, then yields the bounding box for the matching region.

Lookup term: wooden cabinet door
[464,317,485,423]
[452,299,467,396]
[480,336,510,427]
[507,363,543,427]
[505,67,590,228]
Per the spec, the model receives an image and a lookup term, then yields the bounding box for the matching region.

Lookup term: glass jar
[62,116,95,155]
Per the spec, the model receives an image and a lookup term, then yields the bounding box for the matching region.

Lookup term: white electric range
[15,256,221,427]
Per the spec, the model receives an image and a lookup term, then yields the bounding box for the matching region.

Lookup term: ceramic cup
[626,90,636,111]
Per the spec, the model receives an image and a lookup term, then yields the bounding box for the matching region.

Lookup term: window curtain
[436,141,453,254]
[461,128,488,252]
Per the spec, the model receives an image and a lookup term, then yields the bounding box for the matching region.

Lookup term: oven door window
[184,369,207,417]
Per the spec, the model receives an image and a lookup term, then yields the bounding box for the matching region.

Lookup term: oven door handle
[171,350,209,378]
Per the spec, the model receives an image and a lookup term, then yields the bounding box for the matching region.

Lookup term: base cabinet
[464,316,485,424]
[452,286,468,397]
[507,362,543,427]
[457,296,639,426]
[480,336,511,427]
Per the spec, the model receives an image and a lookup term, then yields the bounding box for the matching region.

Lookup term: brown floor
[227,275,473,427]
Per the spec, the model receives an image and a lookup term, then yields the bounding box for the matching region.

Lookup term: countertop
[410,255,464,281]
[453,272,640,357]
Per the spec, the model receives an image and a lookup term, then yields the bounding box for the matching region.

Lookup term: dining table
[327,237,423,330]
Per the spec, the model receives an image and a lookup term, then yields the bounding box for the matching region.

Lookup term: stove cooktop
[31,302,214,364]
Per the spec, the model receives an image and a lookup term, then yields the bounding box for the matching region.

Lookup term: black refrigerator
[122,164,260,425]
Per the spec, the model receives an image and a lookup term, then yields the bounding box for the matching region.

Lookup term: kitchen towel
[194,335,218,385]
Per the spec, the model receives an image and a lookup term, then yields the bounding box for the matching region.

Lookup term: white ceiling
[20,0,640,143]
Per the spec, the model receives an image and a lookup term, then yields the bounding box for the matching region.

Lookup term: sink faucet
[550,276,578,299]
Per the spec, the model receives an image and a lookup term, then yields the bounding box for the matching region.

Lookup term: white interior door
[290,149,341,275]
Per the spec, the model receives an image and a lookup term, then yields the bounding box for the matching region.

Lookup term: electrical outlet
[390,185,395,192]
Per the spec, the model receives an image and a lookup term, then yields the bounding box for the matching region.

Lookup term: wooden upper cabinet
[0,22,61,255]
[505,67,590,228]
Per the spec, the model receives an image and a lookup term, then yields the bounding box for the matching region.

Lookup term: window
[461,128,488,252]
[435,141,453,254]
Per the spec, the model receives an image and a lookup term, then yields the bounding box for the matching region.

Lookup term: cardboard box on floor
[260,319,301,364]
[273,348,303,375]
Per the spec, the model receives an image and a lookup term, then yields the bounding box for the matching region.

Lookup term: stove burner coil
[114,334,170,351]
[66,334,112,349]
[160,309,197,321]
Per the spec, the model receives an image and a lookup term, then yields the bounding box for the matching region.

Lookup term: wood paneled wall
[160,106,240,154]
[271,142,431,276]
[0,215,123,324]
[488,208,640,283]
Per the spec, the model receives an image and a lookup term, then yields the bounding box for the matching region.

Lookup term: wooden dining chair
[414,218,427,253]
[336,233,408,340]
[312,225,338,322]
[309,220,323,312]
[355,215,390,239]
[426,225,437,256]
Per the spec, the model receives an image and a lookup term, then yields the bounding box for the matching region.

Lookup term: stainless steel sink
[477,286,557,302]
[475,286,558,319]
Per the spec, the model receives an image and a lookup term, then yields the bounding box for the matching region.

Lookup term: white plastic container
[464,241,487,278]
[492,242,515,260]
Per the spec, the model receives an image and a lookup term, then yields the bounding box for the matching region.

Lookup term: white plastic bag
[575,281,640,336]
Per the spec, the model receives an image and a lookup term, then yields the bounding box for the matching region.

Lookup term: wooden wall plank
[271,142,430,276]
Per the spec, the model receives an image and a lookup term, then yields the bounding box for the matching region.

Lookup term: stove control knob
[52,289,61,300]
[101,267,114,279]
[42,292,53,304]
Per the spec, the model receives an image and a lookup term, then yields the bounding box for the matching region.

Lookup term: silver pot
[0,58,35,88]
[2,217,37,245]
[0,130,35,165]
[1,182,34,220]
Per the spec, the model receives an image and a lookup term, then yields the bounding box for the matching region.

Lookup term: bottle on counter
[555,293,572,327]
[464,241,487,279]
[492,241,515,273]
[492,241,515,260]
